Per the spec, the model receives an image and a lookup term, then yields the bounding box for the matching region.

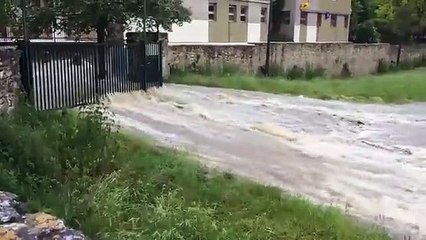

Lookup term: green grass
[0,102,390,239]
[169,68,426,103]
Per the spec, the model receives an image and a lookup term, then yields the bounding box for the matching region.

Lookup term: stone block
[0,191,86,240]
[0,47,21,112]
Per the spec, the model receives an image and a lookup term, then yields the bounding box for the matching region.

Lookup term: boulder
[0,191,86,240]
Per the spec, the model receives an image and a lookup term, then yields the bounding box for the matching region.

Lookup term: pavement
[107,84,426,240]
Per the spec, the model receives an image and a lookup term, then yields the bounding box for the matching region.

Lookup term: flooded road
[108,84,426,239]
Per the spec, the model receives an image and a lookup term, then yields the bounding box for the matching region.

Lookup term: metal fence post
[94,43,100,101]
[139,40,146,91]
[159,41,163,87]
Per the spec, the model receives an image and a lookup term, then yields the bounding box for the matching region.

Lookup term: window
[300,11,307,25]
[317,13,322,27]
[240,6,248,22]
[331,14,337,27]
[344,15,349,28]
[282,11,291,25]
[229,5,237,22]
[261,7,268,23]
[208,3,217,21]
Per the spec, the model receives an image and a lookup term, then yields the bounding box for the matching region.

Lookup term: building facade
[167,0,352,43]
[167,0,270,43]
[281,0,352,42]
[1,0,351,43]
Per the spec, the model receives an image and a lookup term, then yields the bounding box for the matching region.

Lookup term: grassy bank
[0,102,389,239]
[169,68,426,103]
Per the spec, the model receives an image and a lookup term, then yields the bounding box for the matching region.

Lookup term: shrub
[221,63,241,76]
[388,61,399,72]
[286,65,305,80]
[398,59,414,70]
[377,56,425,75]
[188,63,240,76]
[169,66,185,76]
[0,102,121,196]
[340,63,352,79]
[376,59,390,74]
[305,64,325,80]
[268,64,286,77]
[412,55,426,68]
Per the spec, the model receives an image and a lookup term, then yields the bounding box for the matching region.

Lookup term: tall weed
[0,100,391,240]
[0,102,121,197]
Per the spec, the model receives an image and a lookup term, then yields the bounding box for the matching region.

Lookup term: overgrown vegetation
[266,64,326,80]
[176,62,326,81]
[0,101,390,239]
[169,68,426,103]
[178,56,426,81]
[377,55,426,73]
[350,0,425,44]
[3,0,190,42]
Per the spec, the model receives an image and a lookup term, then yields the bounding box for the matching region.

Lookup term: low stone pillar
[161,38,170,80]
[0,46,21,112]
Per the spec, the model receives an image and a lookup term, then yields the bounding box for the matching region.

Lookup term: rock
[0,191,86,240]
[0,192,21,224]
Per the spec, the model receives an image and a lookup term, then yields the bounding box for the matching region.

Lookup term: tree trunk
[96,16,108,80]
[106,23,124,42]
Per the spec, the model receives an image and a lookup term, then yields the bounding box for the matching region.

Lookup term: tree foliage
[3,0,190,41]
[350,0,380,43]
[351,0,426,43]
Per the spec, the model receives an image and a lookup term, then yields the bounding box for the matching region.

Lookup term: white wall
[293,0,301,42]
[306,13,318,42]
[247,23,261,43]
[168,20,209,43]
[124,18,209,43]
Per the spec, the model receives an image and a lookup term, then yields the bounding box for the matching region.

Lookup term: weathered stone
[0,191,86,240]
[14,213,85,240]
[0,192,21,224]
[389,44,426,62]
[168,43,426,77]
[0,46,21,112]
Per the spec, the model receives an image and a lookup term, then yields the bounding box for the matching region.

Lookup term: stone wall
[167,43,393,77]
[389,44,426,62]
[0,46,20,112]
[161,39,170,80]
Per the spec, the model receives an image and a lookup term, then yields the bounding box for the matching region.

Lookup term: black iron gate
[22,41,163,110]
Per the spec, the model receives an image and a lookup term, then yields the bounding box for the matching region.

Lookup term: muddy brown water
[107,84,426,240]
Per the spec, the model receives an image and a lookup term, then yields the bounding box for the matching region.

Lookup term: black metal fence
[22,41,163,110]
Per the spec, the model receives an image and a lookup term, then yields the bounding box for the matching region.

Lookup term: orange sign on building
[300,0,310,10]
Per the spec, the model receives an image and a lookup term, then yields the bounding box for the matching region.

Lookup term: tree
[271,0,285,33]
[0,0,12,26]
[350,0,425,43]
[350,0,380,43]
[4,0,191,42]
[375,0,425,43]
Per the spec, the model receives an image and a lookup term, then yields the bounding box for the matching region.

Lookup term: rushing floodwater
[107,84,426,239]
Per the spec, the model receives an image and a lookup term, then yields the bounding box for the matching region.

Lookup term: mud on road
[107,84,426,239]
